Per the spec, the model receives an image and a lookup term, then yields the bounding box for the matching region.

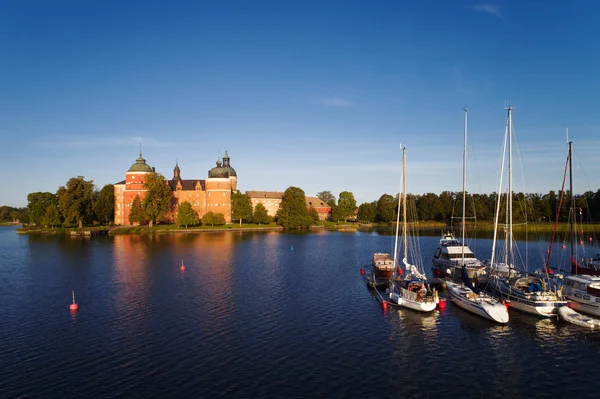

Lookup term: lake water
[1,225,598,398]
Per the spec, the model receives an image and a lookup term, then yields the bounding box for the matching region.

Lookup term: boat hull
[388,285,436,312]
[489,276,566,318]
[558,306,600,328]
[446,281,508,323]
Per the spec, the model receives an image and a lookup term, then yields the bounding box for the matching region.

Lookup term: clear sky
[2,0,599,207]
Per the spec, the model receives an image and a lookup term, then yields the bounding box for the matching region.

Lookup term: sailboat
[431,109,487,284]
[487,105,566,317]
[387,146,437,312]
[443,109,508,323]
[553,140,600,317]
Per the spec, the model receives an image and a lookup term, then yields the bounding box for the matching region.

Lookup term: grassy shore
[15,220,600,236]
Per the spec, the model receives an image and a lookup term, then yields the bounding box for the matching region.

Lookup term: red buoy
[382,301,388,310]
[180,259,186,272]
[437,299,446,311]
[70,290,79,312]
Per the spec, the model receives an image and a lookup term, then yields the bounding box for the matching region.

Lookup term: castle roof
[168,179,205,191]
[127,153,154,173]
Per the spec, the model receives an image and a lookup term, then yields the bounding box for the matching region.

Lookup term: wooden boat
[372,253,395,279]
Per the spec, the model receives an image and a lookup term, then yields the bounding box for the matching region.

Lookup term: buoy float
[69,290,79,312]
[360,268,365,275]
[437,299,446,311]
[562,245,566,249]
[382,301,388,310]
[180,259,186,271]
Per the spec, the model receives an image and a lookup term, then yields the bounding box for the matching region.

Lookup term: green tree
[317,190,336,207]
[376,194,396,223]
[43,205,61,228]
[231,191,253,225]
[142,173,173,227]
[253,203,271,224]
[94,184,114,225]
[176,201,199,228]
[308,206,320,223]
[276,186,312,229]
[27,192,57,226]
[202,211,225,227]
[357,202,376,222]
[129,195,145,225]
[337,191,357,222]
[57,177,95,228]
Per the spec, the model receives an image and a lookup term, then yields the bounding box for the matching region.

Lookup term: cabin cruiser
[431,232,487,284]
[562,274,600,317]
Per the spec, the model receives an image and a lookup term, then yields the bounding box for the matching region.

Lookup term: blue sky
[1,0,599,207]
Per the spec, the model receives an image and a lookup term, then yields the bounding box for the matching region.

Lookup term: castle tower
[114,152,154,225]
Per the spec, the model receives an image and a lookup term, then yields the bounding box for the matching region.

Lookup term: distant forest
[4,188,600,226]
[0,206,28,224]
[355,189,600,224]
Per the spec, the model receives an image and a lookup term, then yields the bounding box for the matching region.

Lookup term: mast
[402,146,408,267]
[490,117,509,269]
[507,105,514,268]
[462,109,467,265]
[393,146,403,268]
[569,137,575,269]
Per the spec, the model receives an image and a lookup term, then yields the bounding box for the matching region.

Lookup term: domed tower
[125,152,154,190]
[114,152,154,225]
[206,154,234,223]
[222,150,238,191]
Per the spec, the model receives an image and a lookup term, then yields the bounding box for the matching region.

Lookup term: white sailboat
[488,106,567,317]
[444,109,508,323]
[431,108,487,283]
[388,146,437,312]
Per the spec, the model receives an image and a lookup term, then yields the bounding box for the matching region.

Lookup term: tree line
[16,175,600,230]
[352,189,600,224]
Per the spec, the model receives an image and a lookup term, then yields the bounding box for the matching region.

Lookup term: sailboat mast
[393,147,403,267]
[402,146,408,265]
[507,106,514,268]
[462,109,467,264]
[568,137,574,263]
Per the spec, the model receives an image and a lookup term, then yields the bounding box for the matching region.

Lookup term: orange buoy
[180,259,186,271]
[437,299,446,311]
[70,290,79,312]
[360,268,365,275]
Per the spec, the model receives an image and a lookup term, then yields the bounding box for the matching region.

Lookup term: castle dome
[221,150,237,177]
[128,153,154,172]
[208,160,229,178]
[208,151,237,178]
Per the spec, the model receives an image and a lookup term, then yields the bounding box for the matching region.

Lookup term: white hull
[489,276,566,318]
[558,306,600,328]
[446,281,508,323]
[565,297,600,317]
[562,275,600,317]
[389,288,437,313]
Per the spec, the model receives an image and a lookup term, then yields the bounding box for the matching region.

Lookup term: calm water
[0,225,598,399]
